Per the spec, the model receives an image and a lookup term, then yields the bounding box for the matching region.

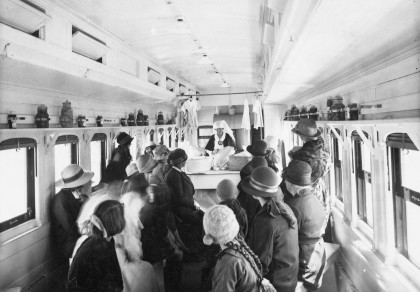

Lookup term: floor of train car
[27,257,338,292]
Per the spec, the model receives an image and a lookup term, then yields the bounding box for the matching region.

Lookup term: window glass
[90,141,102,186]
[0,149,27,222]
[365,180,374,227]
[55,144,72,182]
[406,200,420,269]
[401,150,420,193]
[362,143,371,172]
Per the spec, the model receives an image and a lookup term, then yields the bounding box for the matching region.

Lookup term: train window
[352,131,373,227]
[91,133,107,186]
[55,135,78,182]
[388,133,420,269]
[331,130,343,202]
[0,138,36,233]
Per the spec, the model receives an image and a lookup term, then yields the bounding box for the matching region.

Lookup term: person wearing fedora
[281,118,332,237]
[245,139,278,173]
[242,166,299,292]
[111,132,134,178]
[282,160,327,291]
[51,164,94,261]
[150,145,170,185]
[237,156,268,229]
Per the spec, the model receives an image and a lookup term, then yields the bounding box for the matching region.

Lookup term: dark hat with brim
[283,160,313,186]
[246,140,269,156]
[291,118,321,139]
[117,132,134,146]
[241,166,281,198]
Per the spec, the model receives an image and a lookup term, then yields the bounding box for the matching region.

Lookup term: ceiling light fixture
[220,81,230,88]
[198,54,212,65]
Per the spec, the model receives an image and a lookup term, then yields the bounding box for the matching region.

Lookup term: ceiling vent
[179,84,187,95]
[72,29,109,61]
[166,77,176,91]
[148,67,161,85]
[0,0,51,34]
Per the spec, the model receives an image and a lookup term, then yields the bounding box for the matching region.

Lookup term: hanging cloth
[241,96,251,130]
[253,94,264,129]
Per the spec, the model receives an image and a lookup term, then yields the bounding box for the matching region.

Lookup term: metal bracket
[355,127,375,154]
[328,125,344,145]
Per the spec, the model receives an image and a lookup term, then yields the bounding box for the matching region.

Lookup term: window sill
[388,254,420,292]
[354,218,374,248]
[0,219,40,245]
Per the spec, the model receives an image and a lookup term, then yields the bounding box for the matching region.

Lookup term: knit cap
[216,179,238,201]
[203,205,239,245]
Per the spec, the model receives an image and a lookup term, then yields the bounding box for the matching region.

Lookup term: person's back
[242,166,299,292]
[68,200,125,292]
[248,199,299,292]
[212,247,260,292]
[68,237,123,292]
[51,188,82,258]
[282,160,327,290]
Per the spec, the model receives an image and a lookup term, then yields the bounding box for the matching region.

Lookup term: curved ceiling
[51,0,418,103]
[59,0,266,93]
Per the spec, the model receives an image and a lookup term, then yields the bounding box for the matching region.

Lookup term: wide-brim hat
[125,163,139,177]
[117,132,134,146]
[291,118,321,139]
[153,145,170,161]
[241,166,281,198]
[168,148,188,165]
[136,154,158,173]
[283,160,313,186]
[246,139,269,156]
[56,164,94,189]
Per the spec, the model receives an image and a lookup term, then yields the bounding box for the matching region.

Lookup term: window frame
[55,135,79,164]
[352,131,373,227]
[91,133,107,187]
[388,132,420,267]
[331,130,344,202]
[0,138,37,233]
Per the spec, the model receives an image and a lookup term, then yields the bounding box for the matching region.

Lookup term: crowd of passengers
[51,118,332,292]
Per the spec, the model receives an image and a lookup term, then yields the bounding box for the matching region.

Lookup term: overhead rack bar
[177,90,263,97]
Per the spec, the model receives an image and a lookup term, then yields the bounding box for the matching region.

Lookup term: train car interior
[0,0,419,291]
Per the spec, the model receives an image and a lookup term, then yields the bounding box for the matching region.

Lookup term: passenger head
[283,160,312,195]
[136,154,158,175]
[116,132,133,147]
[246,139,269,157]
[203,205,239,246]
[168,148,188,169]
[57,164,94,191]
[90,200,125,239]
[241,166,281,203]
[216,179,238,202]
[291,118,321,142]
[144,141,156,155]
[240,156,268,179]
[125,163,139,178]
[101,162,126,197]
[153,145,170,162]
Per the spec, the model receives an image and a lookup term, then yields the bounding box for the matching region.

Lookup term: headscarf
[213,120,235,149]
